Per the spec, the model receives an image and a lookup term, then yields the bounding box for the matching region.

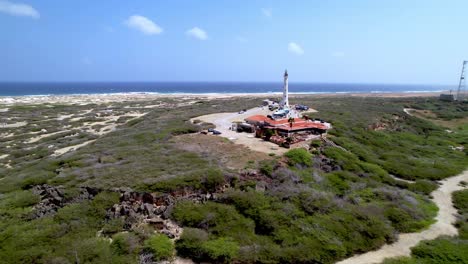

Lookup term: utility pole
[456,60,467,101]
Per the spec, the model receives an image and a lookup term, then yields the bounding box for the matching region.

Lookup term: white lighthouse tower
[280,70,289,109]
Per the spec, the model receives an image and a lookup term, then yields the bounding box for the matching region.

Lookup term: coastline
[0,91,444,105]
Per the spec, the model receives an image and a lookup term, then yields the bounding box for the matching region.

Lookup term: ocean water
[0,82,451,96]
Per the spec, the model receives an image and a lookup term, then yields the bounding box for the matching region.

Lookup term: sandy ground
[52,139,97,157]
[0,121,27,128]
[193,107,289,154]
[0,154,8,160]
[389,174,415,184]
[0,92,443,106]
[336,169,468,264]
[403,108,413,116]
[26,130,70,144]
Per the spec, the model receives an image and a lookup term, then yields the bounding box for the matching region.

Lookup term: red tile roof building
[244,115,331,148]
[245,115,329,132]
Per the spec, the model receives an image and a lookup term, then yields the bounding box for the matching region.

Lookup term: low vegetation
[0,96,466,263]
[383,189,468,264]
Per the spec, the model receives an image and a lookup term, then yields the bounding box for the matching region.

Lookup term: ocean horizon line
[0,82,454,97]
[0,90,448,98]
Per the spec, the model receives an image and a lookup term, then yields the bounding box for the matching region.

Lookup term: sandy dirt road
[336,169,468,264]
[193,107,288,155]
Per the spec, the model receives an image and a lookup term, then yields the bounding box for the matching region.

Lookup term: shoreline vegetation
[0,93,466,263]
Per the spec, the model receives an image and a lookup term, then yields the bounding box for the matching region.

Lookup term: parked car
[295,104,309,111]
[212,130,222,135]
[208,128,214,132]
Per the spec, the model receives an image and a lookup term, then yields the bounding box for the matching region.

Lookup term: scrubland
[0,96,466,263]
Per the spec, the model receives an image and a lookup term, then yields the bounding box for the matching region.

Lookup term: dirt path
[336,170,468,264]
[193,107,288,154]
[403,108,414,116]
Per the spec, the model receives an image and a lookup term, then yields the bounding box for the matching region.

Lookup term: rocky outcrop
[106,189,218,240]
[31,184,100,219]
[313,155,341,173]
[31,184,65,218]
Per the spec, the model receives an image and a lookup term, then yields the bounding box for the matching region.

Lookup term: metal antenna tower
[456,60,467,101]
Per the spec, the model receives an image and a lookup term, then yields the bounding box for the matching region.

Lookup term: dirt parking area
[192,107,288,155]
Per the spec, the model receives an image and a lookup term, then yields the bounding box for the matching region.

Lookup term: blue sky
[0,0,467,84]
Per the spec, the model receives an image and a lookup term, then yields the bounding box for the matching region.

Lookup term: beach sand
[0,91,443,105]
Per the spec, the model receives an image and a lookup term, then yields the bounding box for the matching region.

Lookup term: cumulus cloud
[288,42,304,55]
[0,0,39,19]
[261,7,272,18]
[186,27,208,40]
[125,15,163,35]
[332,51,345,57]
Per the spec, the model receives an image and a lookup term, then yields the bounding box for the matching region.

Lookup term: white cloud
[125,15,163,35]
[332,51,345,57]
[0,0,39,19]
[261,7,272,18]
[288,42,304,55]
[186,27,208,40]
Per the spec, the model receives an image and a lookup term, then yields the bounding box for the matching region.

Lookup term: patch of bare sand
[0,132,15,138]
[82,111,147,136]
[0,92,443,106]
[52,139,96,157]
[389,174,415,184]
[173,133,272,171]
[193,107,288,155]
[57,114,74,121]
[336,170,468,264]
[26,130,70,144]
[0,154,8,160]
[50,111,147,156]
[1,121,27,128]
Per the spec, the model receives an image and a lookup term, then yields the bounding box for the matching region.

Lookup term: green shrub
[2,190,40,209]
[20,173,54,189]
[144,234,174,261]
[325,171,353,196]
[171,201,255,240]
[408,180,438,195]
[201,237,239,263]
[453,189,468,214]
[384,207,413,232]
[102,218,124,235]
[202,169,224,192]
[411,237,468,263]
[310,140,322,148]
[111,232,140,255]
[453,189,468,239]
[175,228,209,260]
[259,160,275,176]
[91,192,120,216]
[284,148,312,167]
